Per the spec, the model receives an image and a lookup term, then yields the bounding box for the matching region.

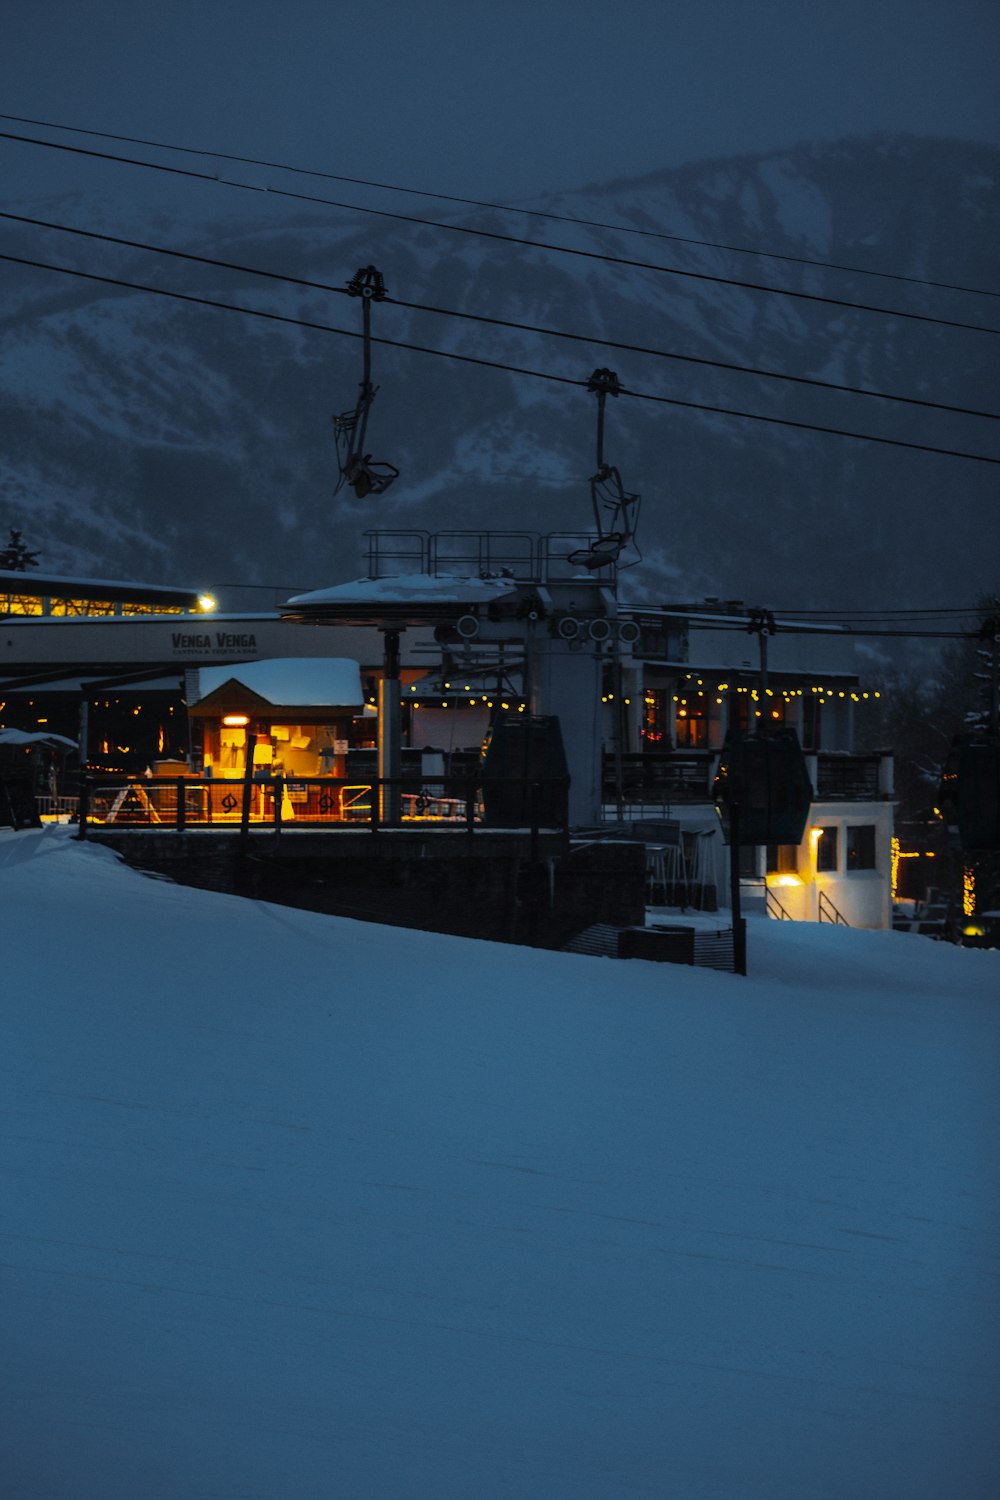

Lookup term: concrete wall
[764,800,894,929]
[87,830,647,950]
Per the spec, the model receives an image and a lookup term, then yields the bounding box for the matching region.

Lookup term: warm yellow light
[198,594,217,612]
[769,874,802,888]
[222,714,249,727]
[964,868,975,917]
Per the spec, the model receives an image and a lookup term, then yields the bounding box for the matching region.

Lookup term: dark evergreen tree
[857,594,1000,919]
[0,529,40,571]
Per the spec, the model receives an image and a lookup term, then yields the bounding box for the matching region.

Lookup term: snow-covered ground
[2,825,997,1499]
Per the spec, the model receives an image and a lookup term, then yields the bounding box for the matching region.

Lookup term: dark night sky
[1,0,998,207]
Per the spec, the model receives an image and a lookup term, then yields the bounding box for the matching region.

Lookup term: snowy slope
[1,135,997,610]
[1,826,998,1498]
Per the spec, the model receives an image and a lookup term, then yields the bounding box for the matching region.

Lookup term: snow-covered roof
[286,573,519,609]
[188,658,362,708]
[0,567,204,602]
[0,727,78,749]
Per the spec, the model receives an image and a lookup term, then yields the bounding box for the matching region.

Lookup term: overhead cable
[1,110,997,301]
[3,210,996,423]
[1,127,997,337]
[2,249,997,468]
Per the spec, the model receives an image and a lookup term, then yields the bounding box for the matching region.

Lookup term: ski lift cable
[2,110,997,303]
[1,128,997,338]
[625,607,980,640]
[1,249,998,469]
[2,210,997,424]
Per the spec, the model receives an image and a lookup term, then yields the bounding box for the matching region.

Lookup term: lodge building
[1,555,895,929]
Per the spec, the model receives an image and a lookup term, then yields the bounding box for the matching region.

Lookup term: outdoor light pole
[379,629,402,823]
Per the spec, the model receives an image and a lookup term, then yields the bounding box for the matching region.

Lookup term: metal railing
[815,754,885,799]
[818,890,850,925]
[602,752,715,805]
[35,795,80,819]
[77,773,570,838]
[364,528,617,584]
[766,887,794,920]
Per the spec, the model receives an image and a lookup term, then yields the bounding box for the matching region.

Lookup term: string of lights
[4,209,995,423]
[2,110,996,302]
[2,249,998,469]
[2,126,997,337]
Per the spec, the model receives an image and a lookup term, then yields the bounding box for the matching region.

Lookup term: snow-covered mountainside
[0,135,997,610]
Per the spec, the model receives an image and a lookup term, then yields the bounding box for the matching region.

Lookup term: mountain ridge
[0,132,996,614]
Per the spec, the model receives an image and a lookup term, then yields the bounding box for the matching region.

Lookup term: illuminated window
[0,594,43,615]
[641,689,669,746]
[846,825,876,871]
[50,597,116,616]
[675,700,708,749]
[815,827,838,872]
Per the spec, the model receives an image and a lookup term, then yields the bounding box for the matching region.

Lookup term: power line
[769,606,992,619]
[5,209,996,423]
[3,248,998,469]
[2,110,997,303]
[2,127,998,338]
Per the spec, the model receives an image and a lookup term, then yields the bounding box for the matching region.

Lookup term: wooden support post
[729,800,747,977]
[240,723,257,848]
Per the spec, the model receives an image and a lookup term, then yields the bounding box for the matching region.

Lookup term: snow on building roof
[189,658,363,708]
[0,567,204,602]
[286,573,520,609]
[0,727,78,749]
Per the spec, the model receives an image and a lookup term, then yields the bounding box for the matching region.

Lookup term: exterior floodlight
[198,594,218,612]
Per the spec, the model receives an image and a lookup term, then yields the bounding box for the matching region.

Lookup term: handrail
[818,889,850,925]
[76,772,570,840]
[766,887,794,921]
